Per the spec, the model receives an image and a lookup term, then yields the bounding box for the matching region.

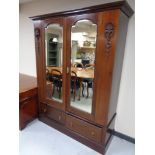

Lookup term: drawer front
[19,96,38,130]
[66,115,102,143]
[19,88,37,101]
[40,104,65,125]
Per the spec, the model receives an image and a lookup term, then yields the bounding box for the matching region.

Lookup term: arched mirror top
[72,19,97,32]
[43,16,63,28]
[45,23,63,31]
[45,23,63,45]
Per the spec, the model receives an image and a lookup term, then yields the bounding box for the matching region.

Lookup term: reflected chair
[85,63,94,69]
[46,68,53,98]
[86,80,93,98]
[51,69,62,99]
[46,68,53,82]
[82,59,90,67]
[71,71,84,101]
[83,64,94,98]
[73,62,83,68]
[73,62,86,99]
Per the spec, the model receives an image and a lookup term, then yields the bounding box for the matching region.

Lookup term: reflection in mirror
[70,19,97,113]
[45,24,63,103]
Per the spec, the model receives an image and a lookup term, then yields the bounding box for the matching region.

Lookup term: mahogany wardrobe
[30,1,133,154]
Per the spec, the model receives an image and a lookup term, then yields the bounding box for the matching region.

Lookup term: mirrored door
[69,19,97,114]
[45,23,63,104]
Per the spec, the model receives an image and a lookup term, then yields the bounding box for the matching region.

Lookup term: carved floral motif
[105,23,114,54]
[35,28,40,52]
[35,28,40,39]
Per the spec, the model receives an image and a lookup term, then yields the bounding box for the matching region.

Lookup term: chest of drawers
[19,73,38,130]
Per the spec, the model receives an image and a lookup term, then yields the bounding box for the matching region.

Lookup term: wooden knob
[70,122,73,127]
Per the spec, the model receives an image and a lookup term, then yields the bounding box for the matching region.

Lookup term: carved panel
[35,28,40,52]
[35,28,40,39]
[104,23,114,54]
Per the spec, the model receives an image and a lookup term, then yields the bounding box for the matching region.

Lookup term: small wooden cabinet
[19,74,38,130]
[30,1,133,154]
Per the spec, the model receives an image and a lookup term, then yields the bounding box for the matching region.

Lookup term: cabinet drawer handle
[70,122,73,127]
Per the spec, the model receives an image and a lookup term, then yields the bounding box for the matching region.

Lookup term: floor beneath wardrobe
[19,119,135,155]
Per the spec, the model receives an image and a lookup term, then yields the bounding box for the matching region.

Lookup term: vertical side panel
[94,10,120,126]
[108,12,129,123]
[33,21,44,103]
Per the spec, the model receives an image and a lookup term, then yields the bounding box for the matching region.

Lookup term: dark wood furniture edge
[39,115,105,154]
[29,1,134,20]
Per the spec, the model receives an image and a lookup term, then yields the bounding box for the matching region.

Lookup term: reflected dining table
[47,66,94,100]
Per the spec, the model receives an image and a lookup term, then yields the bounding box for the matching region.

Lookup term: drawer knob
[70,122,73,127]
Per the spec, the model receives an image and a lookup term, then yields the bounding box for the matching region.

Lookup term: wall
[19,0,135,138]
[115,13,135,138]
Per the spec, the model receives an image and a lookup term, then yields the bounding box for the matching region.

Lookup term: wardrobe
[30,1,133,154]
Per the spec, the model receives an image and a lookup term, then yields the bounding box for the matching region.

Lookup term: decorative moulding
[104,23,114,54]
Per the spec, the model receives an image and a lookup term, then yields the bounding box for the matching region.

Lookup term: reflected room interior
[45,24,63,103]
[45,20,97,113]
[70,20,97,113]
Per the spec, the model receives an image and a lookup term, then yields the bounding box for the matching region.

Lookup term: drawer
[19,96,38,130]
[40,104,65,125]
[20,88,37,101]
[66,115,102,143]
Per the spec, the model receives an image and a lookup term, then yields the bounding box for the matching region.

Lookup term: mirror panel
[45,23,63,103]
[70,19,97,113]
